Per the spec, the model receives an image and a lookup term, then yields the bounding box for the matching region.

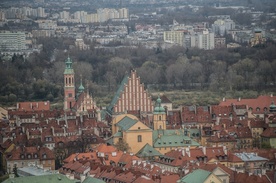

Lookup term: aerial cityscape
[0,0,276,182]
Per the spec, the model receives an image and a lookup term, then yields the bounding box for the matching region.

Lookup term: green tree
[114,139,131,152]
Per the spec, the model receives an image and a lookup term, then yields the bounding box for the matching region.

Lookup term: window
[159,116,161,120]
[138,135,142,142]
[69,93,72,97]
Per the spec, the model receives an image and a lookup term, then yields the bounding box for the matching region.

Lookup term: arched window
[137,135,142,142]
[159,116,162,120]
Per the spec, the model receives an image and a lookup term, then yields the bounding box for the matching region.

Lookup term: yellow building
[112,114,153,154]
[152,97,200,154]
[0,139,15,173]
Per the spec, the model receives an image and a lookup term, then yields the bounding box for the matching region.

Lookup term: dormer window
[256,107,260,111]
[264,107,267,111]
[21,154,25,159]
[34,154,38,158]
[27,154,31,159]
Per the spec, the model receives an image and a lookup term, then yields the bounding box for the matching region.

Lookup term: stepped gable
[219,95,276,114]
[107,70,153,115]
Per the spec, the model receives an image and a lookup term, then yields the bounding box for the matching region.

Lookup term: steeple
[153,95,166,130]
[63,56,76,110]
[64,56,74,74]
[78,75,85,94]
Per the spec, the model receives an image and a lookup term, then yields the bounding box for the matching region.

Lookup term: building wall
[113,71,153,114]
[124,128,153,154]
[163,31,185,46]
[0,31,26,51]
[204,174,223,183]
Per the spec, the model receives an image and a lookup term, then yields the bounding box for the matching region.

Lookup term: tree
[105,57,133,85]
[114,139,131,152]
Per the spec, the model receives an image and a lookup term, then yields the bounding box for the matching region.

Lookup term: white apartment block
[190,29,214,50]
[0,31,26,51]
[119,8,129,19]
[163,31,185,46]
[36,20,57,30]
[212,18,235,36]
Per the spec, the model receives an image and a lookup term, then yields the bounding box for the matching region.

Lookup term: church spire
[64,56,76,110]
[78,75,85,94]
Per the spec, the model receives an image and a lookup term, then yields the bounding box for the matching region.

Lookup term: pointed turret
[78,75,85,94]
[153,95,166,130]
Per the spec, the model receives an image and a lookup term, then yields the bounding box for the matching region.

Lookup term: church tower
[64,56,76,110]
[153,96,166,130]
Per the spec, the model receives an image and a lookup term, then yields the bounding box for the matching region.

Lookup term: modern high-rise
[0,31,26,51]
[118,8,129,19]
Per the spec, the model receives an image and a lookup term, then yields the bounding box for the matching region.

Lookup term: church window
[69,93,72,97]
[66,78,68,84]
[159,116,162,120]
[138,135,142,142]
[69,78,71,84]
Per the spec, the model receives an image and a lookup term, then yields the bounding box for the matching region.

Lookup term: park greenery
[0,36,275,108]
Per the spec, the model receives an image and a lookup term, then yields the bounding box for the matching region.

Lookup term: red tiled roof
[261,127,276,138]
[160,174,180,183]
[17,101,50,111]
[219,95,276,114]
[234,172,271,183]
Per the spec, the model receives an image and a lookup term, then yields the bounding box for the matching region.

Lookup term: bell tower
[153,96,166,130]
[64,56,76,110]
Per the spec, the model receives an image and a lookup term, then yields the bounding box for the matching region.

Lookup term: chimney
[248,120,251,129]
[185,147,190,157]
[182,148,185,156]
[223,146,227,155]
[51,126,55,136]
[202,146,206,155]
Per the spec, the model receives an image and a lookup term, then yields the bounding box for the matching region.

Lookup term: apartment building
[0,31,26,51]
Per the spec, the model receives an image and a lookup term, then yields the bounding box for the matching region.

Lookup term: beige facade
[112,114,153,154]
